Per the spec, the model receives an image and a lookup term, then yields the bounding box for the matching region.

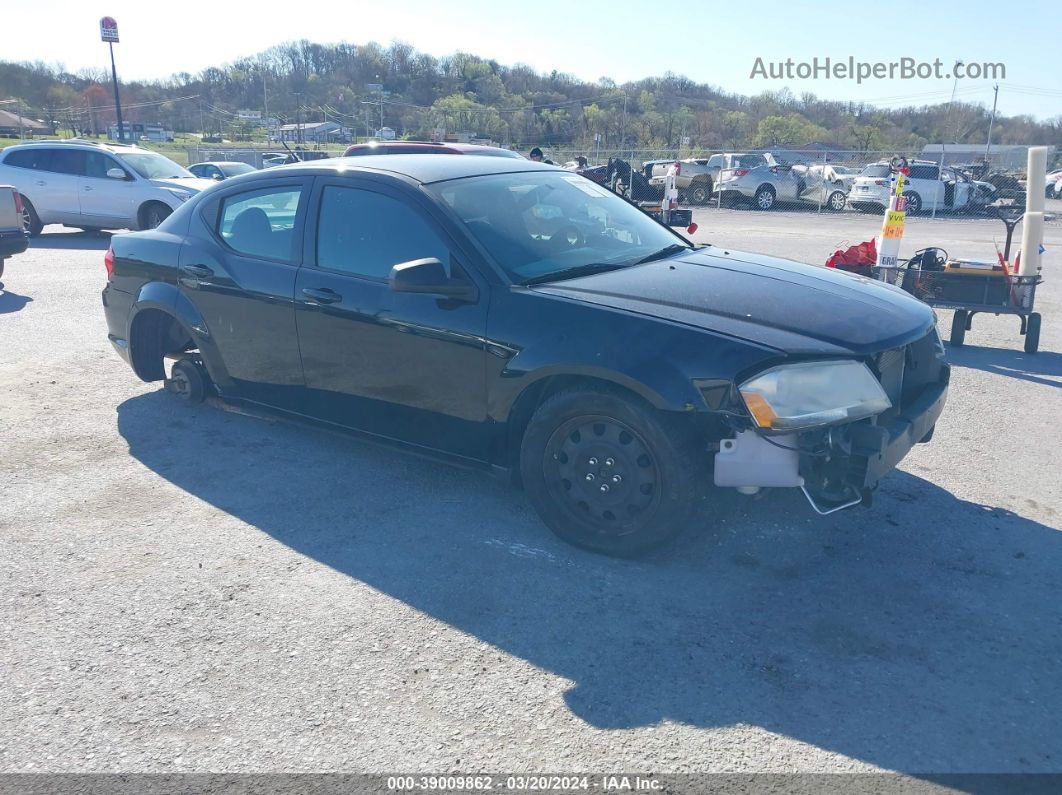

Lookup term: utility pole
[263,71,270,142]
[17,97,24,140]
[984,84,999,164]
[293,92,303,144]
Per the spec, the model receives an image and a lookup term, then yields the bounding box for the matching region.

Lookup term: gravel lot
[1,207,1060,775]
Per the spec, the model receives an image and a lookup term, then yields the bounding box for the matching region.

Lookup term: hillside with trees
[2,41,1060,153]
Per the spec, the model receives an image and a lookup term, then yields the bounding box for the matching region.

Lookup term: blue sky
[8,0,1061,119]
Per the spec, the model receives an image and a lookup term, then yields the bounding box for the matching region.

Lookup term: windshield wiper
[633,243,692,265]
[520,262,629,286]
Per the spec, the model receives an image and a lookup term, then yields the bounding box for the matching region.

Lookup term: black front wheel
[520,387,707,557]
[141,202,173,230]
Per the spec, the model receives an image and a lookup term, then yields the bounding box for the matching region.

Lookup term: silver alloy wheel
[755,187,775,210]
[828,191,846,211]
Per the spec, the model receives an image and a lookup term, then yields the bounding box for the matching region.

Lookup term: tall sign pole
[100,17,124,141]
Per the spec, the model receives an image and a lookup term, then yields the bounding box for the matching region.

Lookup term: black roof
[265,153,557,184]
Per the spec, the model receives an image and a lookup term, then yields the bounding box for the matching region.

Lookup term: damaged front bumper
[714,364,950,514]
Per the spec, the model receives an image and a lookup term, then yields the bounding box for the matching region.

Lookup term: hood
[533,247,935,356]
[150,176,217,194]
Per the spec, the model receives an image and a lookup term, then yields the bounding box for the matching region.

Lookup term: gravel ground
[1,207,1060,775]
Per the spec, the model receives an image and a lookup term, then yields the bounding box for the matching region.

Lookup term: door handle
[35,180,46,186]
[83,185,93,192]
[180,264,214,279]
[302,287,342,304]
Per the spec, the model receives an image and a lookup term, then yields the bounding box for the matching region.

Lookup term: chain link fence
[184,142,1057,224]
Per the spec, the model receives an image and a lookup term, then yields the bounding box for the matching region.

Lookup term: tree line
[2,40,1060,155]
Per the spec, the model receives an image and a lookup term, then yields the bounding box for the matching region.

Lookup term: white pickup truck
[0,185,29,280]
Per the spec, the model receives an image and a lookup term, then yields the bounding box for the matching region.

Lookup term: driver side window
[316,186,450,280]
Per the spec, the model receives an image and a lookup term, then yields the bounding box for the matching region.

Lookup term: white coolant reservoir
[714,430,805,489]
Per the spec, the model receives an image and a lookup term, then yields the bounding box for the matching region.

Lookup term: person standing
[529,147,555,165]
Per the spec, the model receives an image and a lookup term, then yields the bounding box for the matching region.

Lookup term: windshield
[860,164,891,178]
[429,171,687,284]
[117,152,192,180]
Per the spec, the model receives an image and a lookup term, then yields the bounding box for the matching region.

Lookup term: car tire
[827,191,847,211]
[903,191,923,215]
[688,181,711,206]
[20,197,43,237]
[519,386,707,557]
[167,359,207,404]
[949,310,967,347]
[140,202,172,230]
[1024,313,1041,354]
[754,185,776,210]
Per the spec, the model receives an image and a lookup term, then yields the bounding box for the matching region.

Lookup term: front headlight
[166,189,193,203]
[739,360,891,432]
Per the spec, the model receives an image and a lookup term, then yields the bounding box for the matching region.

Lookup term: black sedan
[101,155,948,556]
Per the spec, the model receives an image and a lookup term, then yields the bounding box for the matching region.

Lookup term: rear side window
[909,165,939,180]
[4,149,49,170]
[218,186,303,261]
[316,186,449,280]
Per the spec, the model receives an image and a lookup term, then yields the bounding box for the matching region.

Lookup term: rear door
[177,176,311,407]
[10,147,83,224]
[294,177,491,460]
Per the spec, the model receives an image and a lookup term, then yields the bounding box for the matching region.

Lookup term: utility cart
[873,208,1043,354]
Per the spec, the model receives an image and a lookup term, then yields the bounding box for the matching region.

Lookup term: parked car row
[577,152,1006,214]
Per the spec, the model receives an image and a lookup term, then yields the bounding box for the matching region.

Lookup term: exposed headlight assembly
[739,359,891,432]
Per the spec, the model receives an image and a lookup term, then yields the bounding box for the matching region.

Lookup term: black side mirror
[389,258,478,302]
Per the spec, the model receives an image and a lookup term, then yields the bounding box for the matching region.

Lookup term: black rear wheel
[167,359,207,404]
[520,387,707,557]
[1024,313,1041,354]
[687,181,711,205]
[950,310,967,347]
[21,197,43,237]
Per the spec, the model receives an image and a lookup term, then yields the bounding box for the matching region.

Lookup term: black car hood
[533,247,935,356]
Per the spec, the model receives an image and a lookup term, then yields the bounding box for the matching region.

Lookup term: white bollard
[1026,146,1048,214]
[1018,211,1044,277]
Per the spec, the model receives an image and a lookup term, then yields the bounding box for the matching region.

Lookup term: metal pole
[263,72,269,141]
[817,150,826,214]
[984,84,999,164]
[17,97,24,140]
[108,41,125,142]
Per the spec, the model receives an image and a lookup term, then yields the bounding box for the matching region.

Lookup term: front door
[177,177,310,407]
[294,180,490,461]
[79,151,137,226]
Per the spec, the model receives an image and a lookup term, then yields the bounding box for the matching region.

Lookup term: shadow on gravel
[948,345,1062,389]
[29,231,112,250]
[118,390,1062,773]
[0,288,33,314]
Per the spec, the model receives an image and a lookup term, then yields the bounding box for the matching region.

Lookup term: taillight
[732,168,749,177]
[104,246,115,280]
[12,191,23,216]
